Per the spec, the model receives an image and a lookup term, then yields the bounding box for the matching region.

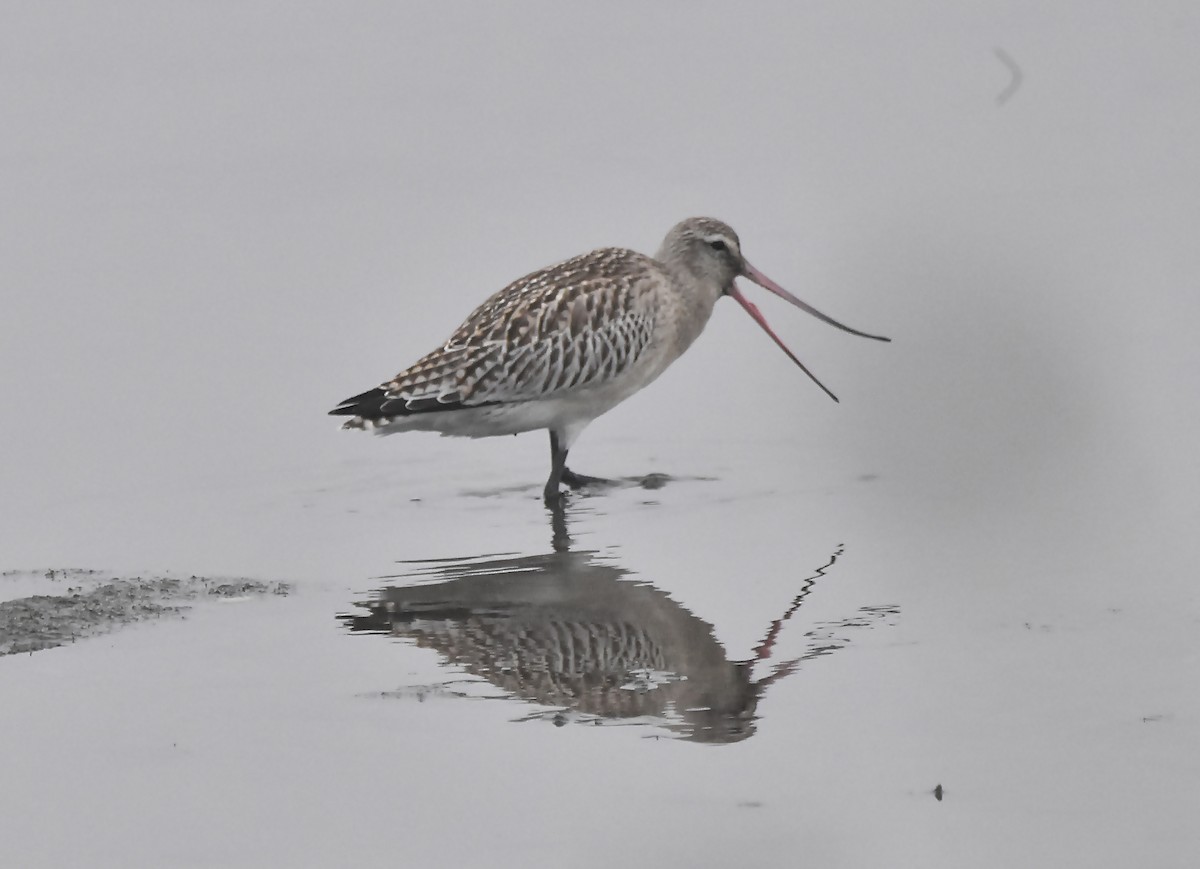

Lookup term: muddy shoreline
[0,568,290,656]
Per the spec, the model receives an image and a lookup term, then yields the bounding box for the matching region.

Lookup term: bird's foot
[561,467,614,490]
[542,469,661,504]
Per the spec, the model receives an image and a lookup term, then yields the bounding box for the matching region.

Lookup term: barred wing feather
[372,248,658,417]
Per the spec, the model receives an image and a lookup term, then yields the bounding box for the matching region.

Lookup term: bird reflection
[339,504,894,743]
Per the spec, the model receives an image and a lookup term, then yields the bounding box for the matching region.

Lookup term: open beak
[729,260,890,402]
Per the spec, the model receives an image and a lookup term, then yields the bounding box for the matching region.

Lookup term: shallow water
[3,3,1199,868]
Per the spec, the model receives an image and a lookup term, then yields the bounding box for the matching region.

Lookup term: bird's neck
[658,264,724,358]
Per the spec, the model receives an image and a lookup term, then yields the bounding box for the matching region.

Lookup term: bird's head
[660,216,891,402]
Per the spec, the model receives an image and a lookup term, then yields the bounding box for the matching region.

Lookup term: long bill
[730,261,891,403]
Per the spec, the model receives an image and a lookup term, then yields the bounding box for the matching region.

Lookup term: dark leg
[545,429,614,502]
[544,430,568,504]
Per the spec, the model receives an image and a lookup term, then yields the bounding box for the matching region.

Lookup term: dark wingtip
[329,387,388,418]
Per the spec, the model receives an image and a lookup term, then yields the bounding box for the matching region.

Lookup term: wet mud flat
[0,568,290,656]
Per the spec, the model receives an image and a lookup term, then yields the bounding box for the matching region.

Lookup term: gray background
[2,3,1198,867]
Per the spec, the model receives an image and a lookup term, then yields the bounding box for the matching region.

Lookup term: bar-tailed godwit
[331,217,888,502]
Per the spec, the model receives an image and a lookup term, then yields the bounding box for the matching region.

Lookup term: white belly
[373,388,632,441]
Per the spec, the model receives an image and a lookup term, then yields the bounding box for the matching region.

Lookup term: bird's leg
[546,430,613,501]
[544,430,569,504]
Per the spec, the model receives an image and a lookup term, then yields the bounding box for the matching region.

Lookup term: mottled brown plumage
[388,248,657,411]
[331,217,889,502]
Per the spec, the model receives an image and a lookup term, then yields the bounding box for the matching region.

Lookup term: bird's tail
[329,387,388,427]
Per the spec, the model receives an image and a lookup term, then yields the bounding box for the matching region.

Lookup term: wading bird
[331,217,888,502]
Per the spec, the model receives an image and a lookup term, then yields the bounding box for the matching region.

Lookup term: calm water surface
[2,3,1198,867]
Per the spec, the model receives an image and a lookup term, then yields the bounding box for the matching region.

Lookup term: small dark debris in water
[640,473,669,490]
[737,801,764,809]
[857,473,879,482]
[0,569,290,656]
[933,784,944,801]
[1142,714,1168,723]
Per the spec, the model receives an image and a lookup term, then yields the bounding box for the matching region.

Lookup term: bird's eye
[707,239,730,253]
